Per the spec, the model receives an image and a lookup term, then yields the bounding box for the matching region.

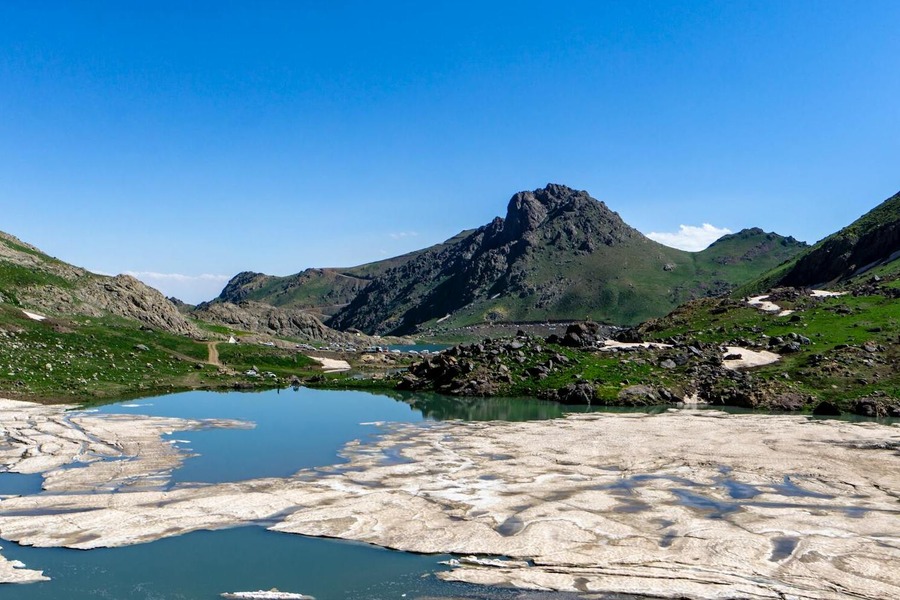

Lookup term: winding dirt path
[206,342,221,366]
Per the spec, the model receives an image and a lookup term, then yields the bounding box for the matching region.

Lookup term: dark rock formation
[812,401,842,416]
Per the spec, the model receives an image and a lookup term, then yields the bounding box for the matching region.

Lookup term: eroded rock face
[75,275,204,338]
[191,300,361,343]
[1,399,898,599]
[0,233,204,338]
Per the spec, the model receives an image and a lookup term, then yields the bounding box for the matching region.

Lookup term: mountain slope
[213,230,474,320]
[743,190,900,292]
[329,184,806,335]
[0,231,202,338]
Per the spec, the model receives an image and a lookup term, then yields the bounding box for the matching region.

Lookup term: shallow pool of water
[0,472,43,497]
[4,525,564,600]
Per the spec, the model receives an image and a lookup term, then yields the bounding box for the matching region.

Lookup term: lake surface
[0,388,609,600]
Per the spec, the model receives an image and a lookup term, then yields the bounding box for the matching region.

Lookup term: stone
[851,398,885,418]
[812,401,842,416]
[770,392,808,412]
[617,385,670,406]
[556,382,596,405]
[780,342,802,353]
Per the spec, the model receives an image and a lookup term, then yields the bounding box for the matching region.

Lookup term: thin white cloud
[646,223,733,252]
[389,231,419,240]
[123,271,231,304]
[123,271,231,283]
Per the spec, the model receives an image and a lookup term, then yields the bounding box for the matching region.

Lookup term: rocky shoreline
[390,284,899,417]
[395,325,899,417]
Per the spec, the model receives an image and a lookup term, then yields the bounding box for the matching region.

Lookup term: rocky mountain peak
[501,184,632,244]
[216,271,271,303]
[320,184,810,335]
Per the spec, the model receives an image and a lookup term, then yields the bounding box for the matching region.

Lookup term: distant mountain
[213,230,474,320]
[0,231,202,337]
[745,190,900,292]
[327,184,807,335]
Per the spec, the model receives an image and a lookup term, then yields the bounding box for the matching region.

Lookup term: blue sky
[2,1,898,302]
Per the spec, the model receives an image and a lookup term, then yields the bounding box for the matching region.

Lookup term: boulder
[556,382,597,405]
[812,401,842,416]
[617,385,675,406]
[770,392,808,412]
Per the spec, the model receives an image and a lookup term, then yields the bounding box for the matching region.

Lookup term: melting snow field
[0,395,898,599]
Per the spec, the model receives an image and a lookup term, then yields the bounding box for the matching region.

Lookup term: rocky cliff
[191,300,366,344]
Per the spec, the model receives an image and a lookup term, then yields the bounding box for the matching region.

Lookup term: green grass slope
[740,190,900,294]
[211,230,475,319]
[0,231,331,403]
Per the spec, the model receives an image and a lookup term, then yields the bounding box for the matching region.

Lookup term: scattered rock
[617,385,677,406]
[812,401,842,416]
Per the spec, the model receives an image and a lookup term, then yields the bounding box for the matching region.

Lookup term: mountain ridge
[325,184,806,334]
[212,230,475,320]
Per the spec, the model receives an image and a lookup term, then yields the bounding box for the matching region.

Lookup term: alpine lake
[0,388,897,600]
[0,388,610,600]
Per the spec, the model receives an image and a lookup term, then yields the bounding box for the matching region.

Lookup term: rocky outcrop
[76,275,204,338]
[192,300,360,344]
[214,271,273,304]
[398,335,555,397]
[0,233,204,338]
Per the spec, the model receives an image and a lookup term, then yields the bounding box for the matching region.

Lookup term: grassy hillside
[0,231,341,403]
[211,229,475,319]
[739,190,900,294]
[0,305,322,403]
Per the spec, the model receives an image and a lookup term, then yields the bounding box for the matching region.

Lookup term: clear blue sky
[2,1,898,302]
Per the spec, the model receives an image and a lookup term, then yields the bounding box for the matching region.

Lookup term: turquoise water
[0,473,43,497]
[5,389,887,598]
[93,388,429,484]
[0,388,605,600]
[4,527,532,600]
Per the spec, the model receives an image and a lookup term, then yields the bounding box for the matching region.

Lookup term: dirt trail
[206,342,220,366]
